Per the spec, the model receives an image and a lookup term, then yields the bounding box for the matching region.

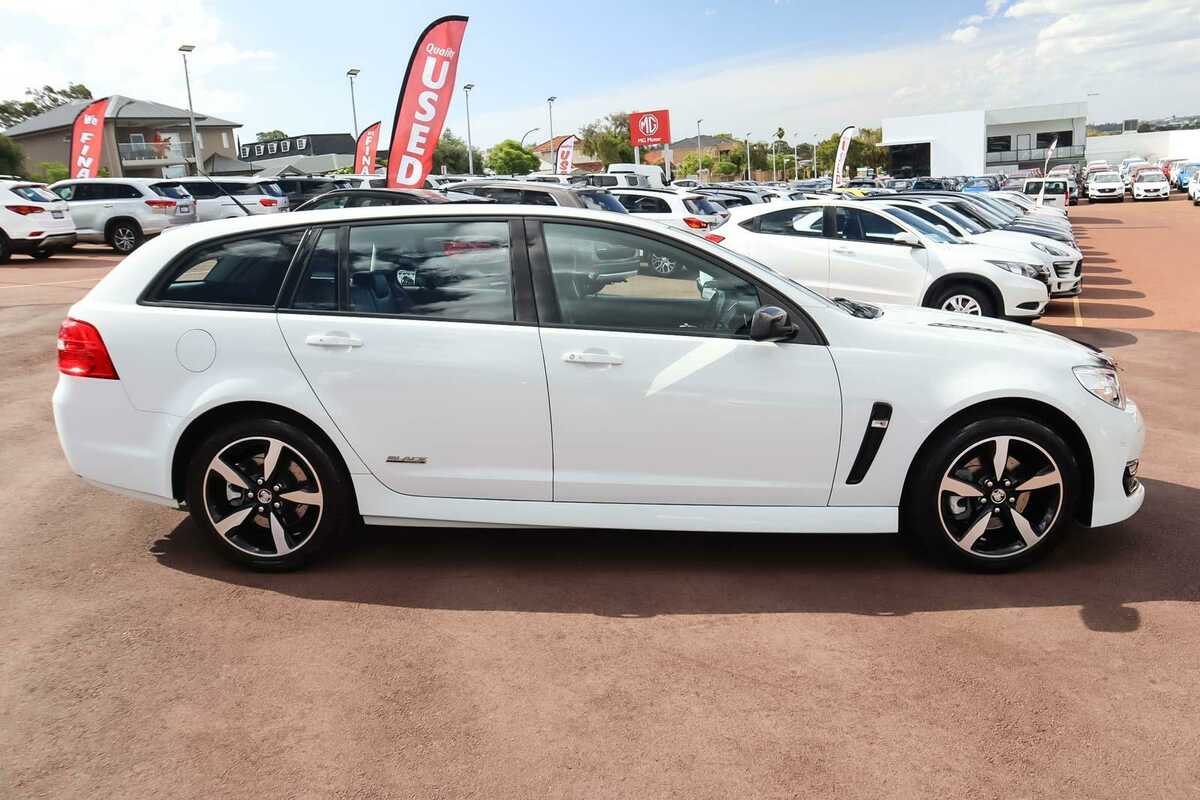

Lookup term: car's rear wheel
[31,249,53,261]
[931,283,995,317]
[186,418,352,570]
[903,416,1078,571]
[0,234,10,264]
[107,221,143,254]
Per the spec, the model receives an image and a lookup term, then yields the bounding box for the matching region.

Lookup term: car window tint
[152,182,190,199]
[182,182,220,199]
[856,210,904,243]
[521,190,557,206]
[756,206,823,236]
[346,221,513,321]
[53,184,77,200]
[834,208,863,240]
[12,185,59,202]
[305,195,349,210]
[111,184,143,199]
[540,223,760,337]
[355,195,412,207]
[156,231,303,306]
[619,194,671,214]
[290,228,338,311]
[472,186,523,203]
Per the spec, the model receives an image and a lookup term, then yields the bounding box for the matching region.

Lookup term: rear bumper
[9,233,77,253]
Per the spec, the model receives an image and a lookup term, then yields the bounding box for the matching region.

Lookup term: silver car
[49,178,196,253]
[173,177,289,222]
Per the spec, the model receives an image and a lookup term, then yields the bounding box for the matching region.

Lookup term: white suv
[50,178,196,253]
[711,199,1050,319]
[52,204,1144,572]
[174,177,289,222]
[0,180,76,262]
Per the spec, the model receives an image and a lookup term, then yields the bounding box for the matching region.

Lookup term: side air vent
[846,402,893,485]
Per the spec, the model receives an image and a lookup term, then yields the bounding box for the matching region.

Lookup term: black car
[293,188,491,212]
[272,176,353,208]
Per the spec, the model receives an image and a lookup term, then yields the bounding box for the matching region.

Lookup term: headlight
[1073,365,1125,409]
[1031,241,1068,257]
[987,260,1043,279]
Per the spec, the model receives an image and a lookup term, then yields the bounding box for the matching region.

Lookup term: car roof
[50,177,168,185]
[608,187,686,196]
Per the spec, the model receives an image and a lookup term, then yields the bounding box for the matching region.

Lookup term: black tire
[186,418,354,570]
[30,249,53,261]
[929,282,997,318]
[902,415,1079,572]
[0,233,10,264]
[106,220,144,254]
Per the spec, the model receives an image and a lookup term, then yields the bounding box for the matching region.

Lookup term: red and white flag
[831,125,857,188]
[386,15,469,188]
[354,121,382,175]
[69,97,110,179]
[555,135,576,175]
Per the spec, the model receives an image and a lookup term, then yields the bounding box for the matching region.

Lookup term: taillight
[5,204,45,215]
[57,318,118,380]
[683,216,708,229]
[145,199,177,208]
[259,198,278,207]
[704,233,726,244]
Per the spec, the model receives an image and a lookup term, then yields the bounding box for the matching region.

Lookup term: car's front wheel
[903,416,1079,571]
[186,418,353,570]
[107,221,144,254]
[931,283,996,317]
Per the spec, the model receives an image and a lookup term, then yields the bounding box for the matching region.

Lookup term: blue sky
[2,0,1199,148]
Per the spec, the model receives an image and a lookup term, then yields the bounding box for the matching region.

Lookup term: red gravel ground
[1,198,1198,799]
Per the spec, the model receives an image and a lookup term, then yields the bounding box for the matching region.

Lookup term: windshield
[577,191,628,213]
[684,197,724,215]
[971,195,1020,221]
[1135,171,1165,182]
[152,182,191,199]
[964,178,991,189]
[1093,173,1121,183]
[883,206,963,244]
[257,182,284,196]
[932,203,986,234]
[10,184,59,202]
[945,199,1003,229]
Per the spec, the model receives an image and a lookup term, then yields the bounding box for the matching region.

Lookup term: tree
[0,83,92,129]
[433,128,483,175]
[0,134,23,175]
[256,130,287,142]
[676,153,714,179]
[577,112,634,167]
[486,139,539,175]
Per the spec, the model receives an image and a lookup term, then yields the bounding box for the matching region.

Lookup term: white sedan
[1131,170,1170,201]
[53,204,1144,572]
[708,199,1050,319]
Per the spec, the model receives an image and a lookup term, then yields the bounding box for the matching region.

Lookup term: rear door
[276,217,553,501]
[731,206,831,295]
[827,208,929,305]
[54,182,103,235]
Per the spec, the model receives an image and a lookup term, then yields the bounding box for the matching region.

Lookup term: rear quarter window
[150,230,305,307]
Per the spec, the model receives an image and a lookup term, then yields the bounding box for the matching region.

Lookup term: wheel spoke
[1016,468,1061,492]
[960,509,993,550]
[1008,507,1040,548]
[262,439,284,483]
[213,507,253,537]
[210,457,249,489]
[280,489,321,507]
[269,513,292,555]
[992,436,1011,482]
[941,477,983,498]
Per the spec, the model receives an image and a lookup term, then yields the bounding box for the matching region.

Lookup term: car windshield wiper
[833,297,883,319]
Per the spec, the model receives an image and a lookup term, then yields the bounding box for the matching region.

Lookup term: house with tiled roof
[531,135,603,173]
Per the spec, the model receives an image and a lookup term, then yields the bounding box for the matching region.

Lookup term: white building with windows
[882,102,1088,177]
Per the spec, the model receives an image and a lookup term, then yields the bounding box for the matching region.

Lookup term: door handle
[305,333,362,348]
[832,246,855,255]
[563,351,623,365]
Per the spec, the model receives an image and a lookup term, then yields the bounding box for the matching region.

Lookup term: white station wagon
[53,205,1145,571]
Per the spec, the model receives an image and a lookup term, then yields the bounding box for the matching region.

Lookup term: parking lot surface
[3,200,1199,799]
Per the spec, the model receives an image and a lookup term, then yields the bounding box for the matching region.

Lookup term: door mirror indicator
[749,306,798,342]
[893,231,923,247]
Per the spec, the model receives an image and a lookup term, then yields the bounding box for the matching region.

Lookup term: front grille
[1053,260,1076,278]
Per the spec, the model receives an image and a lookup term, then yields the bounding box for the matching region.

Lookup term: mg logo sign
[630,109,671,147]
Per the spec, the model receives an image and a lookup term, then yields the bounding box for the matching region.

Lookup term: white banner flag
[555,135,576,175]
[832,125,858,188]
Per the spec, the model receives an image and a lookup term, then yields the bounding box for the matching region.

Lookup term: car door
[827,208,929,306]
[276,217,553,501]
[731,206,830,295]
[181,180,222,221]
[530,219,842,506]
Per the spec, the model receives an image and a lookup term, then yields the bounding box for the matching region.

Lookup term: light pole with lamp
[177,45,203,176]
[793,132,801,182]
[546,96,557,145]
[463,83,475,174]
[813,134,821,179]
[745,132,751,181]
[695,118,703,182]
[520,127,540,149]
[346,68,361,137]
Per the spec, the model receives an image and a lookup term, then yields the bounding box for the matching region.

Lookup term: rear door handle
[563,351,623,365]
[305,333,362,348]
[832,246,855,255]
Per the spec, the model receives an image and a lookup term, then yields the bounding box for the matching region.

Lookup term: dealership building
[882,102,1088,177]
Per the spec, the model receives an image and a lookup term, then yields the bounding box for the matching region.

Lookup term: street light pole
[178,45,202,176]
[546,96,556,146]
[346,68,360,137]
[793,132,800,182]
[463,83,475,174]
[813,134,820,178]
[696,118,703,182]
[745,132,751,181]
[520,127,540,149]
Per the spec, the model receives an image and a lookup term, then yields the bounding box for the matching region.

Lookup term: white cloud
[948,25,982,44]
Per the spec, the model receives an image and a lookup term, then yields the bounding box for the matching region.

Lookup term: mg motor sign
[630,109,671,147]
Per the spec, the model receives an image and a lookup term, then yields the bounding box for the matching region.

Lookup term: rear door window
[109,184,144,200]
[755,206,824,236]
[153,230,304,306]
[182,182,221,200]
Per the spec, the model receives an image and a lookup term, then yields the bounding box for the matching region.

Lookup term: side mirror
[750,305,798,342]
[893,231,923,247]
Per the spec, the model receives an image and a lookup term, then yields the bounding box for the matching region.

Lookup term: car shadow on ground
[150,478,1196,633]
[1038,324,1139,349]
